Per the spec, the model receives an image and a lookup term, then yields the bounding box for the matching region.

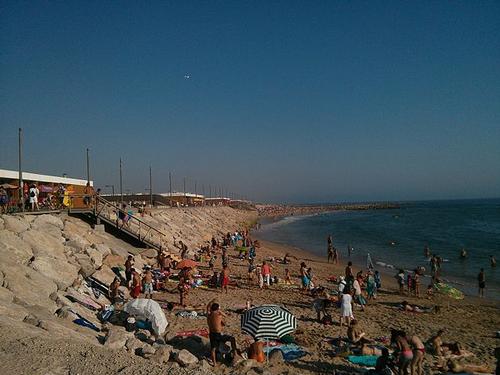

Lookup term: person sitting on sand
[391,329,413,375]
[247,340,265,363]
[207,302,237,366]
[374,347,394,375]
[347,319,372,345]
[428,330,462,357]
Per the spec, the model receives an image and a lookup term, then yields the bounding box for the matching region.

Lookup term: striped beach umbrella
[241,304,297,340]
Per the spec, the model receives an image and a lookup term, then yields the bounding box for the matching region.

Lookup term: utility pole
[18,128,24,212]
[149,165,153,207]
[183,177,186,196]
[209,185,212,198]
[169,172,172,207]
[86,148,90,186]
[194,180,197,195]
[119,158,123,204]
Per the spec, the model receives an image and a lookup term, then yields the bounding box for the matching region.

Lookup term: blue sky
[1,1,499,203]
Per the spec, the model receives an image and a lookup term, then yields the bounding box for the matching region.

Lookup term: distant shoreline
[256,202,400,218]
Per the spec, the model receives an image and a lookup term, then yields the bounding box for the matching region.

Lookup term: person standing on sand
[130,269,142,299]
[221,265,230,294]
[207,302,237,367]
[142,266,153,299]
[261,261,271,288]
[256,265,263,289]
[29,184,39,211]
[409,334,425,375]
[327,243,334,263]
[300,262,310,291]
[340,289,354,328]
[391,330,413,375]
[125,255,134,286]
[478,268,486,297]
[333,247,339,264]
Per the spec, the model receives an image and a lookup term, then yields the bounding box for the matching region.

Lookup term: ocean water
[256,199,500,299]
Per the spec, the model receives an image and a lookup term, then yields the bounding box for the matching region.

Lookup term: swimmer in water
[460,248,467,258]
[491,255,497,267]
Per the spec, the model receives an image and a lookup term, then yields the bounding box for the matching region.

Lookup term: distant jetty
[256,202,400,217]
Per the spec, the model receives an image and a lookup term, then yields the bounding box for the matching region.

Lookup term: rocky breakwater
[0,207,258,375]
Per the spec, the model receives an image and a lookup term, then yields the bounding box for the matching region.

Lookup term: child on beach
[248,258,255,280]
[142,266,153,299]
[261,261,271,288]
[284,268,292,285]
[221,265,230,294]
[256,265,263,289]
[397,270,405,294]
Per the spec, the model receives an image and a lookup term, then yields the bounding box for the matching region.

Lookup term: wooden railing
[68,194,171,255]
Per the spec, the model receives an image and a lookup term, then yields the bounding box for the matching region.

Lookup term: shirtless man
[409,334,425,375]
[143,266,153,299]
[207,303,237,366]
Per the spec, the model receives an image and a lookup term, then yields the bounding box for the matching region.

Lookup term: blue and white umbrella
[241,304,297,340]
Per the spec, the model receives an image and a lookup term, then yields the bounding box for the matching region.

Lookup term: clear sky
[1,1,499,203]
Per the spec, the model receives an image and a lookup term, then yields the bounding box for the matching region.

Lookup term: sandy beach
[0,208,498,375]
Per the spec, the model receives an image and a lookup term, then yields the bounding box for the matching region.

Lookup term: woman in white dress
[340,290,354,327]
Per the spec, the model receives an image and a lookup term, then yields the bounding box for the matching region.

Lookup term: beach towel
[435,282,464,300]
[263,343,307,361]
[73,317,100,332]
[176,310,205,319]
[347,355,378,367]
[175,329,209,338]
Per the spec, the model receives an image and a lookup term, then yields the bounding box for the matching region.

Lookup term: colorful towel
[175,328,209,338]
[263,344,307,361]
[347,355,378,367]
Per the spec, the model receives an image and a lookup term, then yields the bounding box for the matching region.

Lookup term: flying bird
[184,74,191,79]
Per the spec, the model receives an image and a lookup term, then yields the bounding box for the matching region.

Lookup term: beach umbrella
[241,304,297,340]
[176,259,198,270]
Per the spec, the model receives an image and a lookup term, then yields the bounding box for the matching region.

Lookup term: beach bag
[30,190,36,197]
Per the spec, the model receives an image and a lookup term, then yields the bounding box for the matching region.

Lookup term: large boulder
[0,230,33,264]
[102,254,125,268]
[31,214,64,239]
[92,265,117,286]
[30,256,79,290]
[73,253,96,278]
[0,259,58,311]
[65,235,90,252]
[20,229,67,260]
[151,345,173,363]
[125,337,144,353]
[3,215,29,233]
[92,243,111,257]
[85,247,103,268]
[104,327,133,350]
[175,349,199,367]
[0,286,14,303]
